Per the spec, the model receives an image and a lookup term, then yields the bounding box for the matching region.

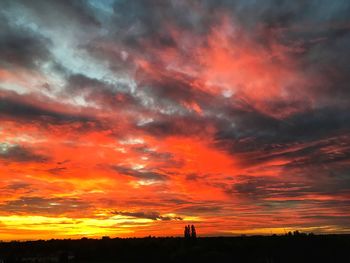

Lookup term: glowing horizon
[0,0,350,240]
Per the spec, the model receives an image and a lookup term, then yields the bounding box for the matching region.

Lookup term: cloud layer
[0,0,349,239]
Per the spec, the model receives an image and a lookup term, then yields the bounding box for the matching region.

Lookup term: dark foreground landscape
[0,234,349,263]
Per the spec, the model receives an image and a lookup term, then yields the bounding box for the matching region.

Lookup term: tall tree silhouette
[184,225,190,239]
[191,225,197,239]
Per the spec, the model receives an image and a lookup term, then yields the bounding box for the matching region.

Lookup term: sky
[0,0,350,240]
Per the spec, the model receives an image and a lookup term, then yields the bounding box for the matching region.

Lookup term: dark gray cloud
[216,104,350,146]
[132,146,173,160]
[65,74,139,110]
[110,196,191,208]
[2,0,100,30]
[46,167,67,175]
[0,15,51,70]
[300,199,350,226]
[112,165,167,180]
[113,210,182,221]
[213,103,350,168]
[140,115,214,138]
[0,196,90,215]
[226,176,311,199]
[110,0,207,47]
[177,205,222,215]
[0,182,34,196]
[224,172,350,201]
[0,95,98,125]
[4,182,31,190]
[101,0,350,54]
[0,143,49,163]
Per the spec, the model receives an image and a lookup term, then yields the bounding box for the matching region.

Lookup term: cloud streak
[113,211,183,221]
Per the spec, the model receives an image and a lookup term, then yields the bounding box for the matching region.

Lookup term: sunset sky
[1,0,350,240]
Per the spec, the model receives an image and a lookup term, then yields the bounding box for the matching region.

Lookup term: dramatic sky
[0,0,350,240]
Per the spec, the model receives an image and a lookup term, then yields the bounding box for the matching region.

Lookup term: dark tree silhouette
[0,235,350,262]
[184,225,191,239]
[191,225,197,239]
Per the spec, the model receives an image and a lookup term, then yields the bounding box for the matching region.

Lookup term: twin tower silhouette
[184,225,197,239]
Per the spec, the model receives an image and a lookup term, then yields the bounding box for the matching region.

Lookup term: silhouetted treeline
[0,234,349,263]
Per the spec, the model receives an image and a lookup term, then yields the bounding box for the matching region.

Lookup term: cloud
[66,74,138,110]
[132,146,173,160]
[46,167,67,175]
[0,143,48,163]
[113,210,182,221]
[3,0,100,30]
[224,172,350,202]
[0,196,90,215]
[0,94,99,125]
[112,165,167,181]
[0,15,51,70]
[0,0,350,238]
[177,205,222,215]
[3,182,31,191]
[213,104,350,168]
[0,182,34,196]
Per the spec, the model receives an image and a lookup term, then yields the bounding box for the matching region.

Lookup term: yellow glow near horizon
[0,213,198,240]
[0,215,153,240]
